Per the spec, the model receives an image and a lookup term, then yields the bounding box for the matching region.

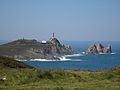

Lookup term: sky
[0,0,120,41]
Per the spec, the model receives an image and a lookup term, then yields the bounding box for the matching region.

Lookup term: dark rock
[86,43,112,54]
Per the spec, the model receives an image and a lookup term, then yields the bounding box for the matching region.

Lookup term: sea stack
[86,43,112,54]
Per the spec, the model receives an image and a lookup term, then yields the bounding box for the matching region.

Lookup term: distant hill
[0,37,76,60]
[0,56,33,68]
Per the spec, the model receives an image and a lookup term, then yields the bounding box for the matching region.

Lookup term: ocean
[0,40,120,71]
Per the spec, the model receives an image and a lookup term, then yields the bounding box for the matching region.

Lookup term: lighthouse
[49,32,56,41]
[52,32,55,38]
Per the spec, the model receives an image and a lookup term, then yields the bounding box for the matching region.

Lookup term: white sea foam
[31,55,81,61]
[58,56,72,61]
[30,59,60,61]
[111,53,116,54]
[81,52,86,54]
[99,52,116,55]
[33,53,84,61]
[30,57,72,61]
[64,53,83,57]
[58,55,83,61]
[16,53,84,61]
[16,59,61,61]
[17,58,82,62]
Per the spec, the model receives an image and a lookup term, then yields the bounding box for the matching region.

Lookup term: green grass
[0,56,120,90]
[0,68,120,90]
[0,56,33,68]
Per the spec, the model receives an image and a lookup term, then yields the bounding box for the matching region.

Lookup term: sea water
[0,41,120,71]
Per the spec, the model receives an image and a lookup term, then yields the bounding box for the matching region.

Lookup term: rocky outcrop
[86,43,112,54]
[0,37,76,60]
[49,37,75,56]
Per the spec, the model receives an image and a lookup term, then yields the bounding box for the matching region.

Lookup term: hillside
[0,56,120,89]
[0,37,76,60]
[0,56,33,68]
[0,67,120,90]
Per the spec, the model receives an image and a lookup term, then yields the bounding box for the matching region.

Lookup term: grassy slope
[0,56,120,90]
[0,56,33,68]
[0,68,120,90]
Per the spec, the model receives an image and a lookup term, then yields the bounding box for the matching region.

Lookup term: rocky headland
[86,43,112,54]
[0,36,76,60]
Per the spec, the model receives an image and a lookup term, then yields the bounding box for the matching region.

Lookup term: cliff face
[86,43,112,54]
[0,38,76,60]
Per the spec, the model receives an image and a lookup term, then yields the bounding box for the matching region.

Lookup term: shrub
[74,88,85,90]
[53,87,67,90]
[37,71,53,79]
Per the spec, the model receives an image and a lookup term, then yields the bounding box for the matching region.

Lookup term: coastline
[16,53,83,61]
[16,53,116,62]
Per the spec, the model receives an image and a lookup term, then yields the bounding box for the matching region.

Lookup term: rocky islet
[86,43,112,54]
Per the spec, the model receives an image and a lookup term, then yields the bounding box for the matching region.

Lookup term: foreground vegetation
[0,56,33,68]
[0,56,120,90]
[0,67,120,90]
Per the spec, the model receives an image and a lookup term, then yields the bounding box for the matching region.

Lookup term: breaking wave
[64,53,83,57]
[58,54,83,61]
[17,53,84,61]
[30,59,60,61]
[111,53,116,54]
[99,52,116,55]
[58,56,72,61]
